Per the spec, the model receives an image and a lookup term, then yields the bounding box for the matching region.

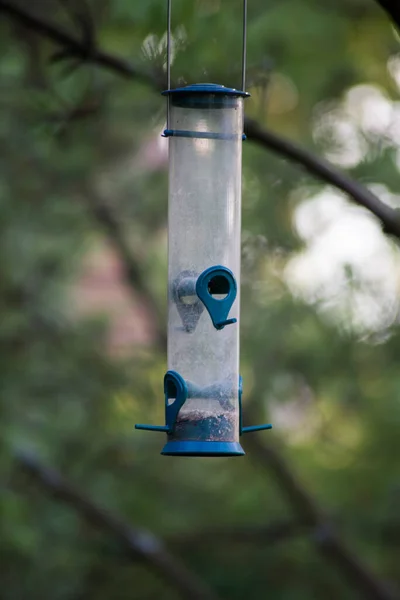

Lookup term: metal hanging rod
[242,0,247,92]
[165,0,248,127]
[166,0,172,128]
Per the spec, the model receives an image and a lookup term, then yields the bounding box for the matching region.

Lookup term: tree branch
[244,118,400,238]
[171,519,306,548]
[374,0,400,30]
[1,1,400,241]
[0,0,160,87]
[244,432,399,600]
[15,450,220,600]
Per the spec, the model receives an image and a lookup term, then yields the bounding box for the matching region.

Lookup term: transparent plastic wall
[167,90,243,447]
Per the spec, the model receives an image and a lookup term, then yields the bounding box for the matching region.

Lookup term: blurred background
[1,0,400,598]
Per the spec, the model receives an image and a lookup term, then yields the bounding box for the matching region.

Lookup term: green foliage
[1,0,400,599]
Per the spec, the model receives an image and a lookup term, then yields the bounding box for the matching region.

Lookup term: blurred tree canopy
[1,1,400,599]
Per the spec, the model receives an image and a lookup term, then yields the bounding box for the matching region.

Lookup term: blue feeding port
[196,265,237,330]
[162,372,243,456]
[135,367,272,457]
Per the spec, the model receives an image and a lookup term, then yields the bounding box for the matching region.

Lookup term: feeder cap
[162,83,250,97]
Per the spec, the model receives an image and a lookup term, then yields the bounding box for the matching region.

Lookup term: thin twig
[1,1,400,241]
[83,191,167,350]
[15,450,220,600]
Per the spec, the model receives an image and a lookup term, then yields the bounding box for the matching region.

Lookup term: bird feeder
[136,0,272,456]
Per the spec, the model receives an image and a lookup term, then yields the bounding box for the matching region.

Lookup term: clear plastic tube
[167,91,243,444]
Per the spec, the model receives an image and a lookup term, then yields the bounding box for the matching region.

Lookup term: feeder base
[161,441,245,457]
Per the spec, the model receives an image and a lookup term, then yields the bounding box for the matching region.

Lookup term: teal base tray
[161,441,245,457]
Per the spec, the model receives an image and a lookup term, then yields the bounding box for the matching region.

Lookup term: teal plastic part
[163,129,246,141]
[239,375,272,435]
[196,265,237,330]
[135,370,188,434]
[241,424,273,433]
[162,83,249,110]
[135,374,273,456]
[135,424,169,432]
[161,441,245,456]
[162,83,250,97]
[164,371,188,432]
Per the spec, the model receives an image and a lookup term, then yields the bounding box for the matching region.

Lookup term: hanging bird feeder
[136,0,272,456]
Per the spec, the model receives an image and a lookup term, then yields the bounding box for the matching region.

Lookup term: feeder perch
[136,0,272,456]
